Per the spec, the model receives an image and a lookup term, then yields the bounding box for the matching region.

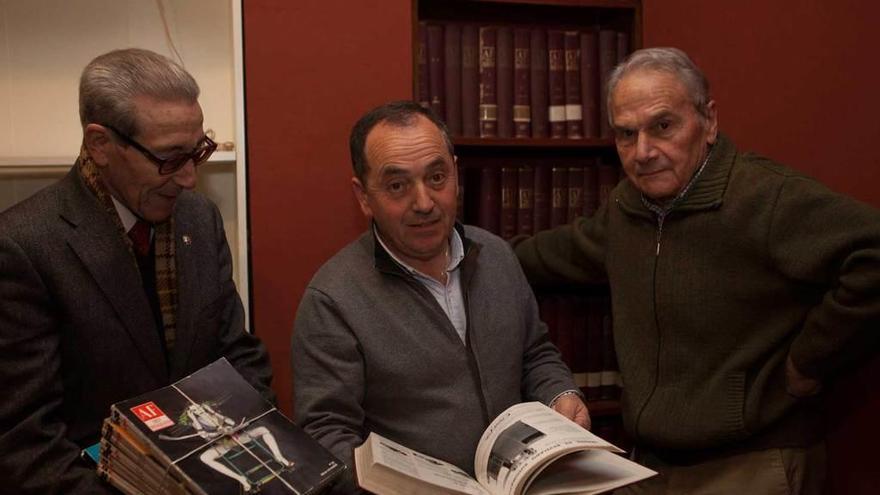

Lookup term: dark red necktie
[128,220,152,257]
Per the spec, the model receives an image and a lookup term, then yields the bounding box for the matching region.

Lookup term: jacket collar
[616,133,737,219]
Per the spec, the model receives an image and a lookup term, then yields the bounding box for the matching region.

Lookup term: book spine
[529,28,549,139]
[477,166,500,234]
[479,26,498,138]
[582,158,599,217]
[461,25,480,138]
[417,22,430,108]
[598,29,617,138]
[496,26,514,138]
[616,30,630,63]
[517,165,534,236]
[533,165,551,233]
[444,23,462,136]
[513,28,531,138]
[579,29,599,139]
[500,166,518,239]
[550,166,568,228]
[563,31,583,139]
[598,160,619,206]
[547,30,566,138]
[567,166,584,223]
[427,24,445,120]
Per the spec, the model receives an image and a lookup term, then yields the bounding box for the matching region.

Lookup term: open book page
[473,402,624,495]
[525,449,658,495]
[355,433,490,495]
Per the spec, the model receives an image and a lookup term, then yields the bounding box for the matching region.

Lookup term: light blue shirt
[374,226,468,343]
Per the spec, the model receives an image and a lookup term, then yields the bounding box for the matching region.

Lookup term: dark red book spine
[571,296,589,389]
[547,30,566,138]
[579,30,599,138]
[516,165,534,236]
[529,28,549,139]
[567,166,584,223]
[550,166,568,228]
[598,160,619,206]
[417,22,430,108]
[582,158,599,217]
[513,28,531,138]
[477,166,500,233]
[479,26,498,138]
[598,29,617,138]
[500,166,518,239]
[533,165,551,233]
[461,25,480,138]
[585,297,604,400]
[444,23,462,136]
[496,26,514,138]
[563,31,583,139]
[427,24,445,120]
[616,31,630,63]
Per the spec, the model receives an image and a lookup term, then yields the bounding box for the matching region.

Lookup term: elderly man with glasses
[0,48,273,494]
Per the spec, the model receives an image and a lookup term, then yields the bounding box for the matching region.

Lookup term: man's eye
[656,121,671,131]
[387,181,406,193]
[429,173,447,186]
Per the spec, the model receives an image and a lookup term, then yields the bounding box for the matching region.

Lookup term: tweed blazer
[0,167,272,494]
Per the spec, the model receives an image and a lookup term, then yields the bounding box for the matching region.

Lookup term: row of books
[417,22,630,139]
[465,159,621,239]
[539,294,621,402]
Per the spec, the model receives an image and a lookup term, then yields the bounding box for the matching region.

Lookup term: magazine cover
[110,358,344,495]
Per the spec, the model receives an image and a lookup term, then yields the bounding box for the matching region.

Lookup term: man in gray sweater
[292,101,587,493]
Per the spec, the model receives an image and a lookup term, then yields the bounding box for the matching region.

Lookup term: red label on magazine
[131,401,175,431]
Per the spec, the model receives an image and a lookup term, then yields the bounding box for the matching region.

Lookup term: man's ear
[351,177,373,219]
[83,124,114,168]
[704,100,719,145]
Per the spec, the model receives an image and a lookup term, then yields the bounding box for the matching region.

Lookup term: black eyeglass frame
[102,124,218,175]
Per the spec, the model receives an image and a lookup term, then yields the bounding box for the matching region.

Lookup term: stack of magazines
[96,358,345,495]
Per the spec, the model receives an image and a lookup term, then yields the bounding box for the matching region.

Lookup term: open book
[96,358,345,494]
[354,402,656,495]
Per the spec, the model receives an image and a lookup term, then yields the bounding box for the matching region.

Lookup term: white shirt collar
[374,224,465,276]
[110,196,143,234]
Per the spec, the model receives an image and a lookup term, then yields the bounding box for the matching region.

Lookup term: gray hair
[606,47,710,123]
[79,48,199,137]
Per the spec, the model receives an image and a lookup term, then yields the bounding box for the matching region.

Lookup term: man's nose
[411,182,435,212]
[172,160,198,190]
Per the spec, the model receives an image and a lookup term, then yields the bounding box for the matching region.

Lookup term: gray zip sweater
[292,224,577,486]
[516,134,880,455]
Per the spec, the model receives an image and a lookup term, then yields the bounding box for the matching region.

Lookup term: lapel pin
[182,235,192,246]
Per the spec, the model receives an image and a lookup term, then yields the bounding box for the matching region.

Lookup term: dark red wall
[642,1,880,492]
[243,0,412,415]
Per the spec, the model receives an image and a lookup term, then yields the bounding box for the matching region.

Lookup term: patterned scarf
[77,145,177,352]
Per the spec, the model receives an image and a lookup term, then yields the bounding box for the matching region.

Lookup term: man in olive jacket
[515,47,880,494]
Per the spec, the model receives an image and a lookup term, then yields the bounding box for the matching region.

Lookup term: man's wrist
[549,389,583,407]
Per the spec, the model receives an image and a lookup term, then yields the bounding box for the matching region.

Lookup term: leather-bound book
[500,166,518,239]
[477,166,500,234]
[616,30,629,63]
[585,296,604,400]
[427,24,445,120]
[567,166,584,223]
[516,165,534,236]
[444,23,462,136]
[417,22,430,108]
[496,26,514,138]
[597,160,619,206]
[478,26,498,138]
[461,25,480,137]
[533,165,551,233]
[550,166,568,228]
[513,28,531,138]
[582,157,599,217]
[529,28,549,139]
[579,29,599,138]
[598,29,617,138]
[571,296,589,389]
[599,297,621,400]
[563,31,583,139]
[547,30,566,138]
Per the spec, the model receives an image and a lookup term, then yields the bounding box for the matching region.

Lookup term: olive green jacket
[516,134,880,452]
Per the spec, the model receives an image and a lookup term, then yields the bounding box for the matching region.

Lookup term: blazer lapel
[168,210,197,378]
[60,170,169,383]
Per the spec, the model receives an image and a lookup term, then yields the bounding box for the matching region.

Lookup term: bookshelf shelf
[453,137,615,148]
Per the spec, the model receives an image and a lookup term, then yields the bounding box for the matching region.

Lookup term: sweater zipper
[655,212,666,256]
